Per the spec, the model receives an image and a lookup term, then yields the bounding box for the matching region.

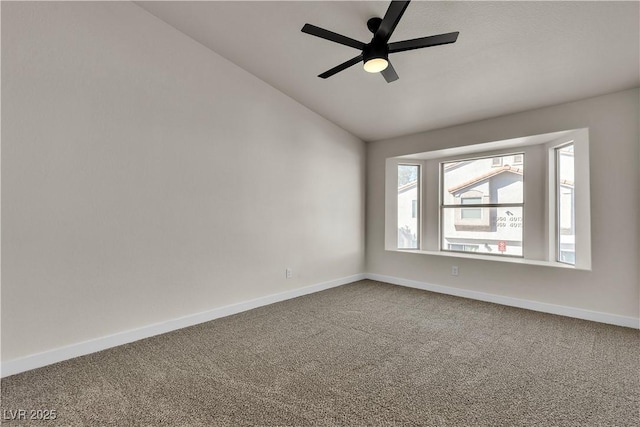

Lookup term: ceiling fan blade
[318,55,363,79]
[381,61,399,83]
[375,1,411,43]
[302,24,365,50]
[388,31,459,53]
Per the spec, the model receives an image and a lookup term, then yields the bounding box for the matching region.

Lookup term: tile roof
[447,165,523,193]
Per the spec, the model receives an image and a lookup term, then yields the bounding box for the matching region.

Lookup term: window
[461,197,482,219]
[441,154,524,257]
[556,144,575,264]
[397,164,419,249]
[448,244,479,252]
[384,128,590,269]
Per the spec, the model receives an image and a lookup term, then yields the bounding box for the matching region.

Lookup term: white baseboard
[366,273,640,329]
[4,272,636,377]
[1,274,366,378]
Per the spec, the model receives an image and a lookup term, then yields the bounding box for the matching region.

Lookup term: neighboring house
[442,155,524,256]
[557,146,575,263]
[397,180,418,249]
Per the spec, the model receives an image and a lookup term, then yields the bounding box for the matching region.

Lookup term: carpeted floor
[2,280,639,426]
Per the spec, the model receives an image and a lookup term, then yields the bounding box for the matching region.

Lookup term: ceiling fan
[301,0,459,83]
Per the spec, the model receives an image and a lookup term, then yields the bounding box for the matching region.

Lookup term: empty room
[1,1,639,426]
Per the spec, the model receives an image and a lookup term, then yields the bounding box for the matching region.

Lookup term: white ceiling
[136,1,640,142]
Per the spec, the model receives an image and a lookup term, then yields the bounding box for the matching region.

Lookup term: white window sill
[389,249,588,270]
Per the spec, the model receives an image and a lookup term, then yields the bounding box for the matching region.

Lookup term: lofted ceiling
[136,1,640,142]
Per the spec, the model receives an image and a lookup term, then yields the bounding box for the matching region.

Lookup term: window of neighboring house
[556,143,575,264]
[461,196,482,219]
[441,154,524,257]
[448,244,479,252]
[397,164,420,249]
[513,154,524,164]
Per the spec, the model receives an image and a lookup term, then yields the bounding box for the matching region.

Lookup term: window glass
[557,144,575,264]
[442,207,523,256]
[441,154,524,256]
[443,155,523,205]
[398,165,419,249]
[461,197,482,219]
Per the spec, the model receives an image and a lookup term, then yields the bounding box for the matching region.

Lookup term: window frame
[555,142,575,265]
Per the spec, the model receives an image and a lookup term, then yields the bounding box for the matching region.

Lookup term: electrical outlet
[451,266,459,276]
[286,268,293,279]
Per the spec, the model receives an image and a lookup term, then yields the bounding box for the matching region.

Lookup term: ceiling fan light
[364,58,389,73]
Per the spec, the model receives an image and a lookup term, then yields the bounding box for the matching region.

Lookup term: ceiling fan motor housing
[362,40,389,64]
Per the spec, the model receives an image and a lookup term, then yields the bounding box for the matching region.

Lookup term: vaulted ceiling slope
[136,1,640,142]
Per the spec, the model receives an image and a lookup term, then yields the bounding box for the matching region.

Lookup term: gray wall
[366,88,639,318]
[1,2,365,361]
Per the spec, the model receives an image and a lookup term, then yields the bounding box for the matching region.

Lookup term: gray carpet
[1,280,639,426]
